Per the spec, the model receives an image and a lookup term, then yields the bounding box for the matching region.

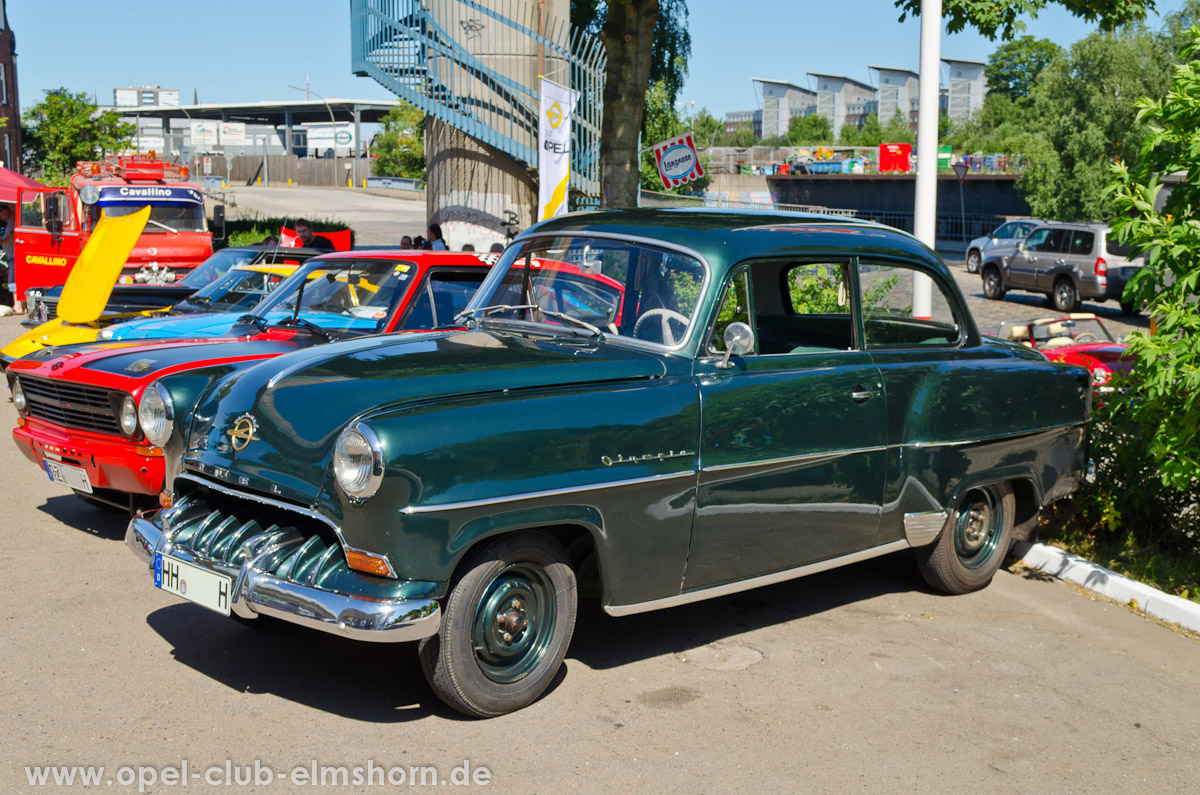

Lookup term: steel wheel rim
[471,562,557,684]
[985,272,999,294]
[953,488,1002,569]
[968,252,980,271]
[1056,283,1073,309]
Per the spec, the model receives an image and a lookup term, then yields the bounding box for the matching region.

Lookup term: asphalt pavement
[0,286,1196,791]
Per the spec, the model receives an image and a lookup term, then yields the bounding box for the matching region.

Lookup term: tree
[880,109,916,145]
[1018,26,1173,221]
[1106,25,1200,488]
[637,80,708,192]
[371,101,425,180]
[839,113,881,146]
[787,113,832,145]
[986,35,1064,100]
[572,0,691,207]
[894,0,1156,40]
[945,92,1032,153]
[692,108,723,149]
[21,89,134,183]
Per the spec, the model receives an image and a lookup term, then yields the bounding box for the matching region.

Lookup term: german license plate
[42,459,92,494]
[154,554,232,616]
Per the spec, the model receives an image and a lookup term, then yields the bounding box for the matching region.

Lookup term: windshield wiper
[144,218,180,234]
[276,316,333,341]
[455,304,603,337]
[234,314,269,332]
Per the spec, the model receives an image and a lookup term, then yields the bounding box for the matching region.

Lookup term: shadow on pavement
[568,550,924,671]
[36,494,129,541]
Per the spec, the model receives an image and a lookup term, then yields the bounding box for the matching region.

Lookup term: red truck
[12,155,215,300]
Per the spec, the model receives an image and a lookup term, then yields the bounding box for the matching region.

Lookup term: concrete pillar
[284,111,293,155]
[426,117,537,251]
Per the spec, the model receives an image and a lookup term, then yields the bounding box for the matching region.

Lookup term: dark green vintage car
[127,210,1091,716]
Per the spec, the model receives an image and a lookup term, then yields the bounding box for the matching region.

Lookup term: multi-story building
[753,79,816,139]
[809,73,876,139]
[0,0,21,170]
[113,85,181,109]
[723,109,761,139]
[942,58,987,122]
[869,66,919,128]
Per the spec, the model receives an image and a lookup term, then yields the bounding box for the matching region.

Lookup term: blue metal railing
[350,0,606,199]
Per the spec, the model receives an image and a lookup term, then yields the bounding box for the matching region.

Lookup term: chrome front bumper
[126,513,440,643]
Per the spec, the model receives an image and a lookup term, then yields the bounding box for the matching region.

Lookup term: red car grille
[18,375,122,436]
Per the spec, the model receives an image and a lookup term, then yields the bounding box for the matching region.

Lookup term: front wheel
[966,250,981,273]
[916,482,1015,595]
[419,532,577,717]
[982,267,1006,300]
[1053,278,1080,313]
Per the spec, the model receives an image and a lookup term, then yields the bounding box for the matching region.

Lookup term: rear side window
[1069,230,1095,255]
[1042,228,1067,252]
[1106,238,1133,258]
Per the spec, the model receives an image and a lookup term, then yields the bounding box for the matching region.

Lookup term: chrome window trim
[604,539,911,616]
[400,469,696,515]
[469,230,713,355]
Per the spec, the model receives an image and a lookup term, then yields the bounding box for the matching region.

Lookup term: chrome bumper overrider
[126,513,440,643]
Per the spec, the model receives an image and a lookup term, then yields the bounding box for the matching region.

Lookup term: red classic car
[996,313,1133,395]
[7,251,494,511]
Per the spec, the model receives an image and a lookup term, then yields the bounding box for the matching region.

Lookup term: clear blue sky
[9,0,1190,120]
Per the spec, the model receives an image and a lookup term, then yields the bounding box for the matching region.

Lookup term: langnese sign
[653,133,705,189]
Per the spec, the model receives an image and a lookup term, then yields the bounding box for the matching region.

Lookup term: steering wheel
[633,308,689,345]
[1075,333,1097,342]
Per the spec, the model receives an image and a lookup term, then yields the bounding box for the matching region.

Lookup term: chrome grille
[164,487,348,588]
[19,376,121,435]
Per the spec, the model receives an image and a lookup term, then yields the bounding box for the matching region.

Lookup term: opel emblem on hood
[226,414,259,452]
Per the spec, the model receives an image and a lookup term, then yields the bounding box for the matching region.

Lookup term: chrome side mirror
[718,322,754,369]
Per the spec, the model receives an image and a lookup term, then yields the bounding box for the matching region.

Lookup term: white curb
[1016,541,1200,634]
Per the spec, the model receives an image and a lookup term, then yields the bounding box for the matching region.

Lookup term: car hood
[104,311,273,340]
[1045,342,1135,375]
[184,329,671,505]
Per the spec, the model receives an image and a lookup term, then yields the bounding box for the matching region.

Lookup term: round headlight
[98,328,115,341]
[79,185,100,205]
[333,423,384,501]
[11,380,26,412]
[138,382,174,446]
[1092,368,1112,386]
[119,395,139,436]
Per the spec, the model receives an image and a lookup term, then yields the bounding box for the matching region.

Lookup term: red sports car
[996,313,1134,396]
[7,251,495,511]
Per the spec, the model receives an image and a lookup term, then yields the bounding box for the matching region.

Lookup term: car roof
[520,208,947,280]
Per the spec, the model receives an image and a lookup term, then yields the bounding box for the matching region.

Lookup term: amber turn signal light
[345,549,394,577]
[159,491,173,509]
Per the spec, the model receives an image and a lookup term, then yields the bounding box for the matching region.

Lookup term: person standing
[294,219,335,251]
[427,223,447,250]
[0,204,16,310]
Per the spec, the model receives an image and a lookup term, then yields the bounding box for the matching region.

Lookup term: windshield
[178,248,258,288]
[177,267,291,313]
[91,203,206,232]
[464,236,705,347]
[252,257,419,334]
[998,317,1115,348]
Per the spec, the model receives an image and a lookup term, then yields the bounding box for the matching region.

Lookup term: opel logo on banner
[227,414,259,452]
[546,102,563,129]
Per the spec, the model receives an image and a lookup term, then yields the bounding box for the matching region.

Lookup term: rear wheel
[982,267,1006,300]
[419,532,577,717]
[1053,278,1080,312]
[916,482,1015,595]
[966,250,981,273]
[1120,301,1137,316]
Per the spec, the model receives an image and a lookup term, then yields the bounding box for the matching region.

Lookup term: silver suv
[980,222,1144,313]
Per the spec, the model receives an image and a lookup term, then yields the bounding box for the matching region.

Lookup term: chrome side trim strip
[905,421,1087,449]
[400,470,696,515]
[903,510,950,547]
[177,473,337,530]
[603,539,911,617]
[701,446,888,474]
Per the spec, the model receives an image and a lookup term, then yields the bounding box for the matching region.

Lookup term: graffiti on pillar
[502,210,520,240]
[459,18,485,40]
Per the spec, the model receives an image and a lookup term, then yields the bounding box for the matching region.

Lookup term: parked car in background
[980,221,1145,313]
[125,209,1091,717]
[965,219,1043,273]
[995,313,1133,397]
[8,251,494,511]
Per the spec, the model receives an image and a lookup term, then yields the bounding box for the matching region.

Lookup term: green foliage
[879,109,915,145]
[639,80,709,192]
[986,35,1064,99]
[216,215,353,251]
[1107,25,1200,491]
[945,93,1032,153]
[787,113,833,145]
[838,113,883,146]
[371,101,425,180]
[692,108,724,149]
[1019,26,1173,221]
[21,88,135,184]
[572,0,691,108]
[894,0,1155,41]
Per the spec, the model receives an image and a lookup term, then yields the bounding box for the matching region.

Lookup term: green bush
[211,215,354,250]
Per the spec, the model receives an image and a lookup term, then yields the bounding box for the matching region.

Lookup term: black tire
[916,482,1015,595]
[982,267,1006,300]
[1052,278,1080,313]
[966,249,981,273]
[1120,301,1137,316]
[419,532,577,717]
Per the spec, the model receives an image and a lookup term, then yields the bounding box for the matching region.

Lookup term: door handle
[850,385,878,403]
[15,238,25,244]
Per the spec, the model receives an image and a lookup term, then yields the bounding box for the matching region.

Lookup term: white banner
[538,77,579,221]
[219,122,246,146]
[189,120,219,149]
